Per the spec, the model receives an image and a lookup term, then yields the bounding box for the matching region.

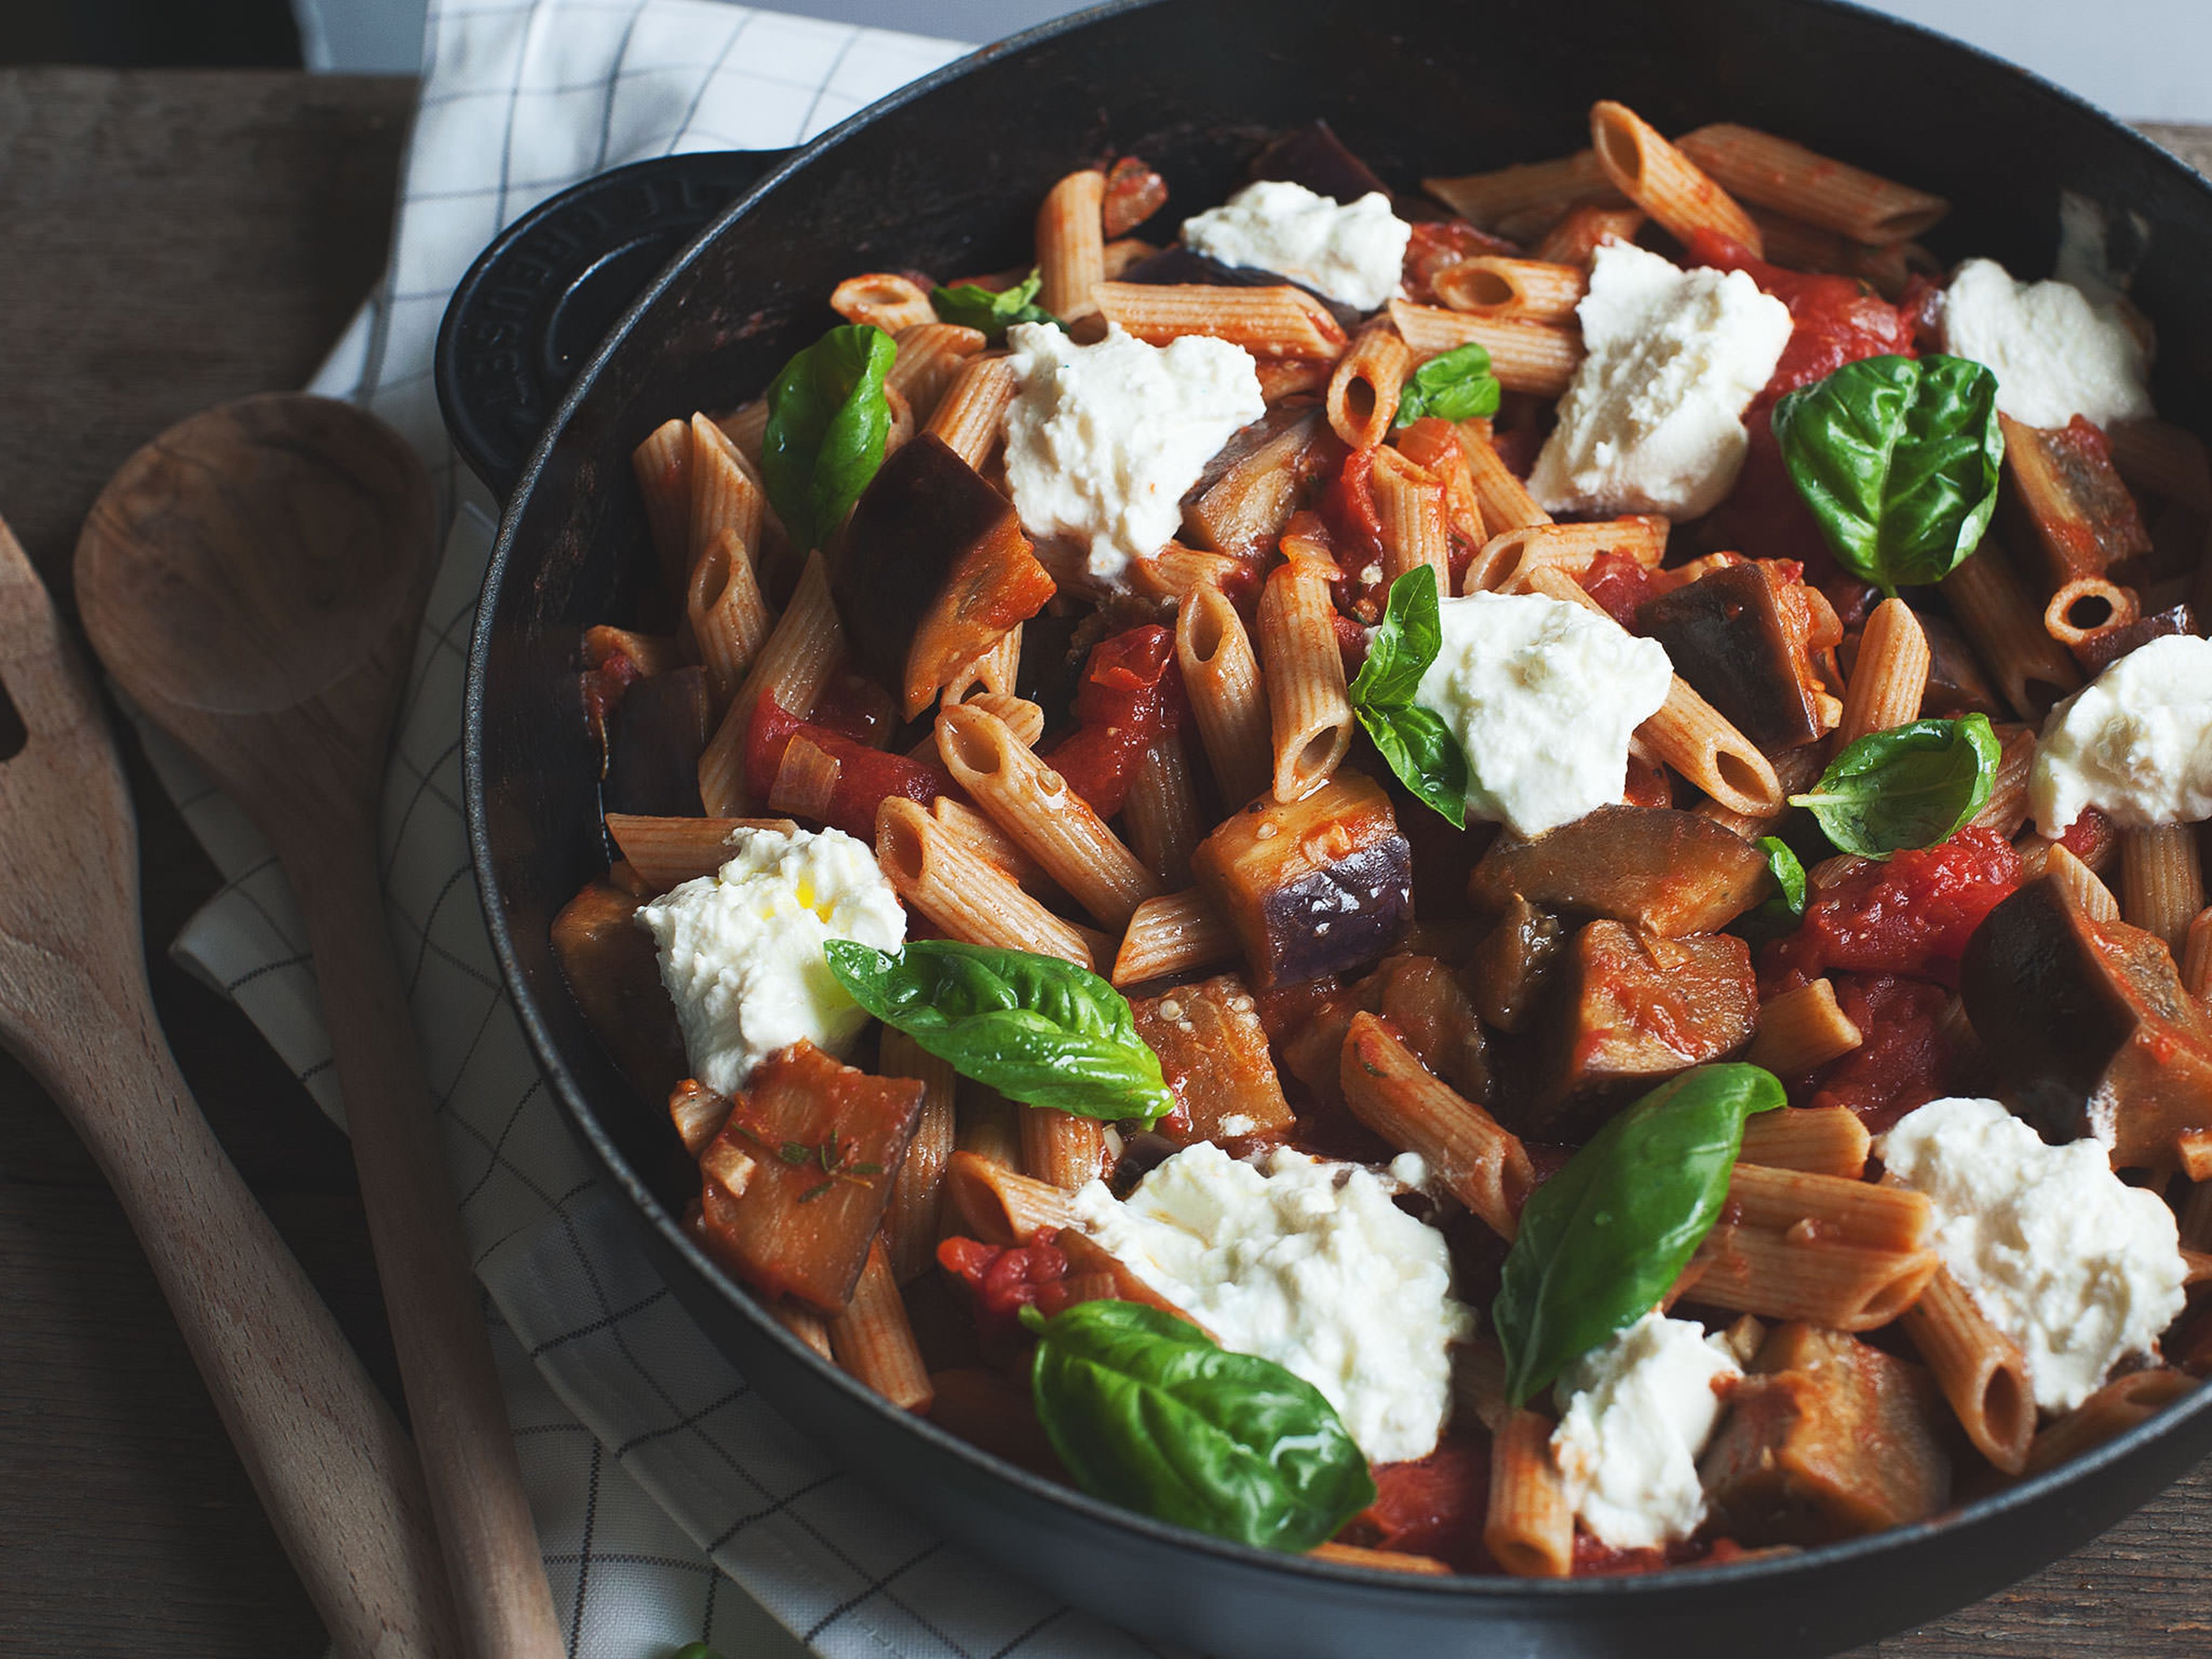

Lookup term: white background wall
[293,0,2212,123]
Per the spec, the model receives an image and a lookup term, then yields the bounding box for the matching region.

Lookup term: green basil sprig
[1771,354,2004,597]
[761,323,897,552]
[1494,1063,1785,1406]
[931,268,1062,342]
[1024,1300,1376,1551]
[1733,835,1810,948]
[824,939,1173,1124]
[1789,713,2000,859]
[1393,342,1502,427]
[1347,567,1470,827]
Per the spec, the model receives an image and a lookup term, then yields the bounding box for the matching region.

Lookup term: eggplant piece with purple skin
[1637,562,1827,751]
[1467,804,1772,937]
[1192,770,1412,989]
[551,875,688,1108]
[1914,610,2005,719]
[1249,118,1395,206]
[1181,406,1330,561]
[2073,603,2195,676]
[604,665,711,817]
[1960,876,2212,1167]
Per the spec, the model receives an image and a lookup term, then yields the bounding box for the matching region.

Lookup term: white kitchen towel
[133,2,1176,1654]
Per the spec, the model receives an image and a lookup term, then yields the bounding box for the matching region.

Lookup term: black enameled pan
[454,3,2212,1652]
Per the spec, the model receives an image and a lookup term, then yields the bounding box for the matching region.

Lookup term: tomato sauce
[1797,972,1954,1131]
[1578,550,1677,630]
[939,1236,1073,1322]
[1344,1434,1493,1570]
[1402,219,1518,306]
[1764,827,2022,990]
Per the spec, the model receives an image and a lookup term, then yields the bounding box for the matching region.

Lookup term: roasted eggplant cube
[690,1041,926,1312]
[1699,1323,1951,1545]
[1637,563,1824,751]
[605,665,711,817]
[1192,771,1412,990]
[1464,896,1567,1035]
[1468,805,1772,937]
[1532,921,1756,1136]
[550,875,688,1107]
[1181,407,1327,562]
[1368,953,1493,1105]
[1961,876,2212,1167]
[1131,973,1295,1145]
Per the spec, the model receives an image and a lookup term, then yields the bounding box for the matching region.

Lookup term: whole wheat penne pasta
[770,1300,834,1361]
[2107,418,2212,512]
[1968,725,2036,839]
[1123,730,1206,889]
[2044,575,2139,652]
[715,399,768,469]
[1372,446,1450,589]
[1111,888,1240,987]
[2183,907,2212,1002]
[1051,1229,1213,1333]
[1257,558,1355,802]
[1100,234,1157,279]
[946,1149,1077,1244]
[927,794,1055,896]
[942,623,1024,706]
[1037,168,1107,321]
[1459,429,1551,540]
[934,703,1162,930]
[1746,979,1864,1077]
[2025,1369,2196,1476]
[631,416,692,600]
[1176,585,1273,808]
[1339,1012,1532,1240]
[1388,299,1580,397]
[2044,841,2122,922]
[766,734,842,823]
[1942,541,2082,720]
[1488,517,1667,594]
[1257,359,1335,403]
[827,1238,933,1412]
[877,1030,957,1283]
[1450,1334,1512,1435]
[2120,824,2204,951]
[688,412,767,572]
[687,528,773,715]
[1836,596,1931,745]
[881,382,915,459]
[1675,124,1949,243]
[1737,1104,1872,1179]
[1431,256,1588,322]
[698,550,843,815]
[605,812,798,891]
[1308,1543,1451,1576]
[1423,149,1621,229]
[1325,324,1414,448]
[1532,203,1647,266]
[1392,419,1488,548]
[923,353,1020,470]
[876,796,1093,967]
[1589,100,1764,255]
[1900,1266,2033,1475]
[1692,1225,1938,1330]
[1097,281,1349,359]
[1485,1408,1573,1579]
[1020,1108,1105,1193]
[583,624,677,679]
[830,272,938,334]
[1140,543,1251,605]
[956,1087,1023,1171]
[888,321,987,423]
[1728,1164,1932,1252]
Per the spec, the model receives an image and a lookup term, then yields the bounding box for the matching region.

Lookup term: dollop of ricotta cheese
[1070,1143,1475,1464]
[635,824,906,1094]
[1411,590,1674,838]
[1550,1310,1741,1550]
[1878,1096,2187,1414]
[1178,179,1412,313]
[1528,239,1792,519]
[1938,256,2153,430]
[1002,321,1265,582]
[2029,634,2212,837]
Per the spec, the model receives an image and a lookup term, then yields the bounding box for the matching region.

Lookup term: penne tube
[1097,281,1349,359]
[1325,323,1415,449]
[2120,824,2204,952]
[605,812,797,891]
[956,1087,1023,1172]
[1588,100,1764,256]
[1177,585,1275,808]
[698,549,844,815]
[876,796,1094,967]
[1020,1108,1105,1193]
[888,321,987,424]
[1257,558,1355,803]
[1487,517,1668,594]
[1837,596,1931,745]
[2183,907,2212,1003]
[1940,541,2081,721]
[878,1030,957,1283]
[2044,575,2139,653]
[1745,979,1864,1077]
[2025,1368,2196,1477]
[1257,358,1335,403]
[770,1300,834,1362]
[827,1238,934,1412]
[1123,729,1207,889]
[631,416,692,601]
[1674,124,1949,244]
[1139,543,1251,606]
[688,412,767,577]
[1110,888,1241,987]
[1339,1012,1532,1240]
[685,527,773,716]
[1372,446,1450,590]
[2107,418,2212,513]
[1431,256,1588,323]
[1459,429,1552,540]
[829,272,937,334]
[927,794,1055,896]
[1052,1229,1212,1334]
[946,1149,1077,1245]
[1100,234,1158,280]
[923,353,1020,471]
[1453,1334,1513,1435]
[1532,203,1648,266]
[1900,1266,2033,1475]
[1037,168,1108,321]
[1727,1164,1933,1252]
[715,398,768,469]
[1484,1408,1574,1579]
[934,703,1162,930]
[1388,299,1580,397]
[1736,1105,1872,1179]
[582,624,677,679]
[1692,1225,1940,1331]
[942,624,1024,707]
[1423,149,1622,230]
[1968,725,2037,839]
[1393,418,1488,550]
[881,382,915,458]
[1308,1543,1451,1577]
[2042,841,2122,922]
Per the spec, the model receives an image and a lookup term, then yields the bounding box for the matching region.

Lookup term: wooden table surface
[3,64,2212,1659]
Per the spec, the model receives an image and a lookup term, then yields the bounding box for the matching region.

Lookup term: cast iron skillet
[456,2,2212,1652]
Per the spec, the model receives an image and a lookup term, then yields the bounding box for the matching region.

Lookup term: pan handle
[434,150,796,499]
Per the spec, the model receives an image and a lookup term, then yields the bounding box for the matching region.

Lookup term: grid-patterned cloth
[135,3,1176,1653]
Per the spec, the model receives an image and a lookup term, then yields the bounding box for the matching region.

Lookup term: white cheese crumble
[1002,321,1265,581]
[1938,256,2153,431]
[1412,590,1674,838]
[1528,240,1792,519]
[1879,1096,2186,1414]
[1550,1311,1741,1550]
[635,824,905,1094]
[1178,179,1412,313]
[2030,634,2212,837]
[1070,1143,1475,1464]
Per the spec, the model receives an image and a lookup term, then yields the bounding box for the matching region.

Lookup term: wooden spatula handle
[29,977,461,1659]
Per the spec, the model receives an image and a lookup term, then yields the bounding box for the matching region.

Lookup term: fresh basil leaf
[761,323,897,552]
[1771,354,2004,596]
[1393,342,1502,428]
[1732,835,1811,948]
[823,938,1173,1124]
[1346,567,1469,824]
[1495,1063,1785,1406]
[1027,1300,1376,1552]
[931,268,1062,342]
[1357,702,1468,830]
[1789,713,2001,859]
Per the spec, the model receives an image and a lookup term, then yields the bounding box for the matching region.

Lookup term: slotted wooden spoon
[77,393,564,1659]
[0,510,459,1656]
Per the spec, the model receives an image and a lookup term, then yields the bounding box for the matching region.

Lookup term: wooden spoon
[0,512,459,1656]
[77,393,565,1659]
